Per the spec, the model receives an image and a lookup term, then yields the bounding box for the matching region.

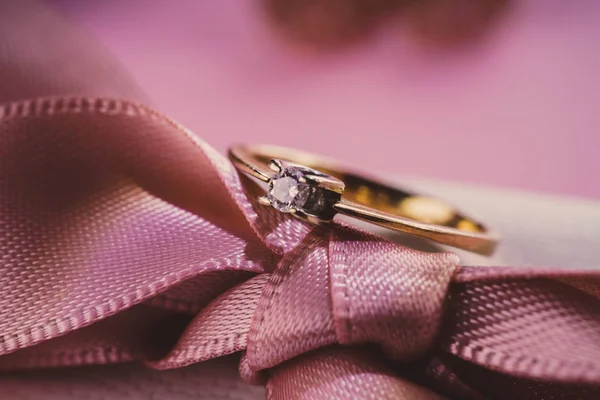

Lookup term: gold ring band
[228,144,499,255]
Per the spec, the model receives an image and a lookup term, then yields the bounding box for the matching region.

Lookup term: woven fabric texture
[1,1,599,399]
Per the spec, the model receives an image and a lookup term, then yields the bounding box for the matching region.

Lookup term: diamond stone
[267,167,310,213]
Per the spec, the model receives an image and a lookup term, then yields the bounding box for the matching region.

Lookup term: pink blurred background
[46,0,600,198]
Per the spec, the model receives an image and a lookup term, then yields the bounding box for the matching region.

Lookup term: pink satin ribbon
[0,97,599,399]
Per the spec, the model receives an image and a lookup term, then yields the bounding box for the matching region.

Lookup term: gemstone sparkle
[267,167,311,213]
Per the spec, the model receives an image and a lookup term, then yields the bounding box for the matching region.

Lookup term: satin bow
[0,97,599,399]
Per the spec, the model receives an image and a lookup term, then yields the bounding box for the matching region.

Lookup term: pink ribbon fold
[1,97,599,399]
[2,2,600,398]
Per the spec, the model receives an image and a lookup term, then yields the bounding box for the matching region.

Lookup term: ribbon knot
[244,226,459,372]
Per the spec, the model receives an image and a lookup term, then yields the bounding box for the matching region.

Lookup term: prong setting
[260,159,343,222]
[301,174,344,194]
[258,196,272,206]
[269,159,283,172]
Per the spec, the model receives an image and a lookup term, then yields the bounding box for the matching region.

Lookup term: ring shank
[229,144,498,255]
